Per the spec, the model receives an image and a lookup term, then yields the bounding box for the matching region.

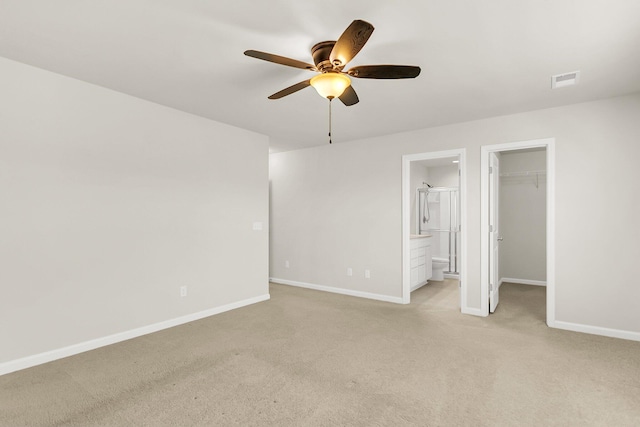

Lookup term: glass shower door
[419,187,459,275]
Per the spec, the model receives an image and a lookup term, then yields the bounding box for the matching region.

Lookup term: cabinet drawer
[410,238,430,249]
[413,247,427,258]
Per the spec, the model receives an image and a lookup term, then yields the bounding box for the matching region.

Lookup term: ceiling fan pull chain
[328,98,332,144]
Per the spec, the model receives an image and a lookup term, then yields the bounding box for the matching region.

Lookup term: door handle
[497,237,504,241]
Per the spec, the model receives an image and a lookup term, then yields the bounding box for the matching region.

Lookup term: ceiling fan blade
[338,85,359,106]
[329,20,375,68]
[268,79,312,99]
[347,65,421,79]
[244,50,316,71]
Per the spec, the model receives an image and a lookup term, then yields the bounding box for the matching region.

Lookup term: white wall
[270,92,640,337]
[428,165,459,188]
[499,150,547,283]
[0,57,270,369]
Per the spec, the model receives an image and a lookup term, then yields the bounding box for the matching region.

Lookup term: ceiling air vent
[551,71,580,89]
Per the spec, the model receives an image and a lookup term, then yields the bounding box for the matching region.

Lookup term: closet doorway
[480,138,556,326]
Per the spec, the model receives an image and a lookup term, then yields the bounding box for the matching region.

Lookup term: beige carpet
[1,281,639,426]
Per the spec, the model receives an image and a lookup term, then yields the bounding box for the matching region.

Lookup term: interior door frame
[401,148,468,311]
[488,152,500,313]
[480,138,556,325]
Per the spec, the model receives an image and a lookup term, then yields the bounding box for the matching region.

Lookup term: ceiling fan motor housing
[311,41,337,72]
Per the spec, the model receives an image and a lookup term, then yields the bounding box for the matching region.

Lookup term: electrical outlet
[285,260,290,268]
[180,286,187,297]
[365,269,371,279]
[347,268,353,277]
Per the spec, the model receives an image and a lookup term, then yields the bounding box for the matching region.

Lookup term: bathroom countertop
[410,234,432,239]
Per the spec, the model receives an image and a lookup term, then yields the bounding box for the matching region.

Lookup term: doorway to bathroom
[480,138,556,326]
[401,149,468,313]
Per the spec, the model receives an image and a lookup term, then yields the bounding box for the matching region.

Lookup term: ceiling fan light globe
[310,73,351,99]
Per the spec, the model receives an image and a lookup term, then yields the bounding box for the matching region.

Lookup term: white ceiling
[1,1,639,152]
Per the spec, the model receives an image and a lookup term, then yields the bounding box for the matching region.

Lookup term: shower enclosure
[416,187,460,276]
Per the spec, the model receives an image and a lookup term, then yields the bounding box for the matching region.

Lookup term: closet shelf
[500,169,546,189]
[499,170,546,177]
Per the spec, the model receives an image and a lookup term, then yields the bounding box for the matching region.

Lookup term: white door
[489,152,501,313]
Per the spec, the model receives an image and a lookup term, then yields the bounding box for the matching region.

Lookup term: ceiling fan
[244,19,421,106]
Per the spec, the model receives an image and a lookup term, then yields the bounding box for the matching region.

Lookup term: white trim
[546,141,556,327]
[459,151,468,315]
[270,278,404,304]
[500,277,547,287]
[402,155,411,304]
[461,306,485,316]
[0,294,270,376]
[554,321,640,342]
[480,138,555,325]
[480,147,490,316]
[401,149,469,313]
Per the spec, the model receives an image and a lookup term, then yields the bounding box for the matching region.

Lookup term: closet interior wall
[499,149,547,284]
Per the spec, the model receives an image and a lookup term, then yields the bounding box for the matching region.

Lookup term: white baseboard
[270,278,403,304]
[0,294,270,377]
[553,320,640,342]
[461,306,486,317]
[500,277,546,287]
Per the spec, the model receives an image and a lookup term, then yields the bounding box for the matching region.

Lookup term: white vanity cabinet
[410,236,432,291]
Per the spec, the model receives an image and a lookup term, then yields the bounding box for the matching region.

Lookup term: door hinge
[489,166,493,174]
